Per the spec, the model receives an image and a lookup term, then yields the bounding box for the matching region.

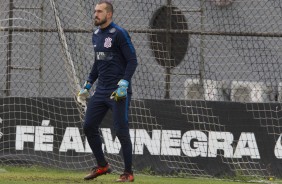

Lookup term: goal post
[1,0,282,181]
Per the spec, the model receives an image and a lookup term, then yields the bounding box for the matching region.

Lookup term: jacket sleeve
[117,29,138,82]
[87,60,98,84]
[87,32,99,84]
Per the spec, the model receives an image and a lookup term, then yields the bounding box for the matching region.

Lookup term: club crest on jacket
[104,37,112,48]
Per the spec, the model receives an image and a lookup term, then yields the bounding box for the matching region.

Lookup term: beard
[94,17,107,26]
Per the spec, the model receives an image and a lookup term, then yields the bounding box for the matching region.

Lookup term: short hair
[98,0,114,14]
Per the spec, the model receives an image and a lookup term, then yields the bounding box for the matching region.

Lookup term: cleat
[116,172,134,182]
[84,164,111,180]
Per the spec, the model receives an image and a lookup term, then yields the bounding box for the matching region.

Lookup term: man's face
[94,3,109,26]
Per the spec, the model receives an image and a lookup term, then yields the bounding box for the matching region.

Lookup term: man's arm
[110,29,138,101]
[118,29,138,82]
[87,60,99,84]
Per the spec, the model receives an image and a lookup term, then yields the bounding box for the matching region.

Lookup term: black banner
[1,97,282,176]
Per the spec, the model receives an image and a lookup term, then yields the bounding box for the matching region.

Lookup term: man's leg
[109,95,134,182]
[83,95,111,180]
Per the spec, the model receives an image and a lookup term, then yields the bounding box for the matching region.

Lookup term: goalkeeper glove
[77,81,92,106]
[110,79,129,101]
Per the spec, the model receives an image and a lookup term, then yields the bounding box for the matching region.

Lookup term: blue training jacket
[87,22,138,95]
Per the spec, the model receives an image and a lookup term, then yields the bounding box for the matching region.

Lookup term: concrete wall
[0,0,282,100]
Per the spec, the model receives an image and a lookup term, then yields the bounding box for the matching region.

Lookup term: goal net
[1,0,282,180]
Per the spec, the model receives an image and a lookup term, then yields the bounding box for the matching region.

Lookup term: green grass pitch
[0,165,275,184]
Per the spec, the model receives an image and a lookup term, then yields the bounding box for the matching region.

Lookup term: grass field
[0,165,278,184]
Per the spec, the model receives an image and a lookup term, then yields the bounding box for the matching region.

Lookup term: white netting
[1,0,282,180]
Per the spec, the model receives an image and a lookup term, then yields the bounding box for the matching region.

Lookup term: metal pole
[2,27,282,38]
[5,0,14,96]
[39,5,44,96]
[199,0,205,94]
[164,0,172,99]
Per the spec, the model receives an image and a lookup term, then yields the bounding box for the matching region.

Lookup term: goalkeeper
[77,0,137,182]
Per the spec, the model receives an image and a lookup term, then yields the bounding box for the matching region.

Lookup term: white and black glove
[77,81,92,106]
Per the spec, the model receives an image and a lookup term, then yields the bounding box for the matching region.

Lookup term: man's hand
[110,79,129,101]
[77,81,92,106]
